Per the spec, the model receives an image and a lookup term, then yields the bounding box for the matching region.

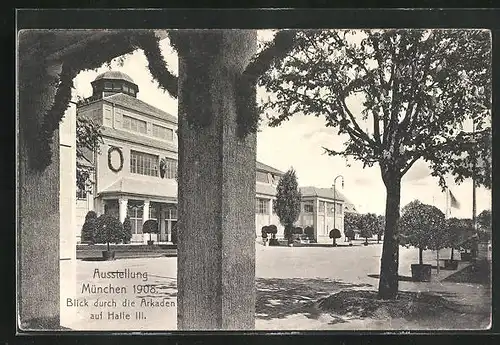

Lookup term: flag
[449,189,461,209]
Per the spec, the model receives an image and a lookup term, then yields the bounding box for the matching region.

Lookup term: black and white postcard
[16,10,493,332]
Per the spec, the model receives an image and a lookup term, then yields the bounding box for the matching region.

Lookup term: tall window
[128,204,143,234]
[123,115,147,134]
[256,171,269,183]
[303,202,314,213]
[162,158,177,179]
[153,124,174,141]
[327,202,342,216]
[256,198,269,214]
[336,202,343,215]
[130,150,159,177]
[318,201,325,214]
[76,189,87,200]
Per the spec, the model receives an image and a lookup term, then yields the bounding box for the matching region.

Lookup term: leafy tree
[359,213,379,245]
[304,226,315,241]
[76,115,103,193]
[81,210,97,244]
[446,217,474,260]
[399,200,446,265]
[477,209,491,231]
[377,215,385,243]
[274,168,302,243]
[260,29,491,299]
[344,212,361,240]
[94,214,124,251]
[122,216,132,244]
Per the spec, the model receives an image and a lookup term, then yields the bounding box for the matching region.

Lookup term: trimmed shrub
[81,211,98,244]
[171,223,178,245]
[94,214,124,245]
[304,226,314,241]
[122,216,132,244]
[261,226,269,239]
[143,219,159,242]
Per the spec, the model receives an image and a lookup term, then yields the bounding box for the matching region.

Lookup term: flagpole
[472,121,478,259]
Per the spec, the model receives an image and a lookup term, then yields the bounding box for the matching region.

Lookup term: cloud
[402,160,431,183]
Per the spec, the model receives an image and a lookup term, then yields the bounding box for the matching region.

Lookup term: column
[324,201,328,235]
[268,198,273,225]
[141,200,150,243]
[313,199,319,241]
[142,200,150,224]
[59,101,77,328]
[177,30,257,330]
[118,197,128,223]
[159,206,165,242]
[18,59,62,329]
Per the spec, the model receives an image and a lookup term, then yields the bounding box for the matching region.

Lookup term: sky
[71,30,491,218]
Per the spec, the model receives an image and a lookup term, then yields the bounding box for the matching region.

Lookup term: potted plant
[94,214,123,260]
[329,229,341,247]
[304,226,315,243]
[268,225,279,246]
[443,218,472,270]
[143,219,159,245]
[399,200,445,282]
[261,226,269,246]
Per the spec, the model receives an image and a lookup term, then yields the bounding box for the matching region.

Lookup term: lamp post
[333,175,344,233]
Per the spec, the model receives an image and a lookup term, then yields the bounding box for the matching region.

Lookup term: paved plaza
[61,242,491,331]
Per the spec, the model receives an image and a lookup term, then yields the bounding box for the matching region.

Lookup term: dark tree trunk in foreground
[378,170,401,299]
[177,31,257,330]
[451,247,454,260]
[419,247,424,265]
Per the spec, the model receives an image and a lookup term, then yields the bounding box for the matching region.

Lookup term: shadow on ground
[255,277,372,321]
[367,274,415,282]
[443,261,491,285]
[317,289,490,328]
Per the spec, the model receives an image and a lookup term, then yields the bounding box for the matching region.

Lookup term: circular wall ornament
[108,147,124,173]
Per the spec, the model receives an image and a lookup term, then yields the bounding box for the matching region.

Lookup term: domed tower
[90,70,139,99]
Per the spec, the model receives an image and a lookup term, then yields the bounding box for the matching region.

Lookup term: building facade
[76,71,351,244]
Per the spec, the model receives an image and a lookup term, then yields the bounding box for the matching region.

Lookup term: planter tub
[411,264,432,282]
[443,259,459,270]
[461,252,473,261]
[102,251,115,261]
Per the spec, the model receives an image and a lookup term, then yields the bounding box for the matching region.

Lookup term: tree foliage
[259,29,491,298]
[94,214,124,245]
[477,209,491,231]
[122,216,132,244]
[274,168,302,231]
[400,200,446,262]
[445,217,475,249]
[76,115,103,193]
[344,212,361,234]
[81,210,98,243]
[260,29,491,188]
[358,213,379,241]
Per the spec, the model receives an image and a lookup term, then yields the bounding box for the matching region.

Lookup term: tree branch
[243,30,298,83]
[133,32,178,98]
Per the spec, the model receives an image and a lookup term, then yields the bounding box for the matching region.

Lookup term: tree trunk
[436,249,440,274]
[378,173,401,300]
[18,58,62,329]
[419,247,423,265]
[177,30,257,330]
[451,247,454,260]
